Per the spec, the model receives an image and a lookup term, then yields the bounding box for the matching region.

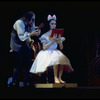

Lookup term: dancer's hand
[53,34,57,41]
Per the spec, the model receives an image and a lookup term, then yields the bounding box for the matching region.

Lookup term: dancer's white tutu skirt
[30,49,74,74]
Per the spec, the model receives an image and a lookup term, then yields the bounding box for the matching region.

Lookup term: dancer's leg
[58,65,66,83]
[53,65,60,83]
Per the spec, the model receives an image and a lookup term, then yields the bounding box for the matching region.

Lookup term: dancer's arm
[58,34,63,50]
[43,34,57,50]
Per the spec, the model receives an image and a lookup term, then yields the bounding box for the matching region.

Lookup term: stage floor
[35,83,78,88]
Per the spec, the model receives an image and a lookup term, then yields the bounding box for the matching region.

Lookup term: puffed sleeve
[39,35,49,44]
[13,20,30,41]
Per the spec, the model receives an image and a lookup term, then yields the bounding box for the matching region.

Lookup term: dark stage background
[0,1,100,88]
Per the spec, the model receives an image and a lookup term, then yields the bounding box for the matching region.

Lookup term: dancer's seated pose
[30,14,74,83]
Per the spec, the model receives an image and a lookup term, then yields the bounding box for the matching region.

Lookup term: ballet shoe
[54,78,60,83]
[59,79,66,83]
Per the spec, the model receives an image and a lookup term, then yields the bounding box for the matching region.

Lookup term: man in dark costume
[9,11,41,87]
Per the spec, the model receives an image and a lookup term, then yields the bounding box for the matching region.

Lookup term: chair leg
[46,70,49,83]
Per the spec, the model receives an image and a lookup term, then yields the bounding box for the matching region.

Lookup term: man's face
[27,15,35,27]
[49,20,56,29]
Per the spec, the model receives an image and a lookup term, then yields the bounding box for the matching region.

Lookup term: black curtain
[0,1,100,88]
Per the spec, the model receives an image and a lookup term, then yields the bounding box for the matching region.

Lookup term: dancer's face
[49,20,56,29]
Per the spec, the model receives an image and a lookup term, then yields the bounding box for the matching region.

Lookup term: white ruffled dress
[30,30,74,74]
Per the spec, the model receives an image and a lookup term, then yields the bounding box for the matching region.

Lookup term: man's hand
[30,30,40,36]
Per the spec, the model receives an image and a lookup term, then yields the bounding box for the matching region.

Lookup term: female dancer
[30,14,74,83]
